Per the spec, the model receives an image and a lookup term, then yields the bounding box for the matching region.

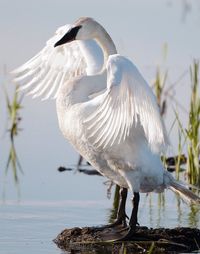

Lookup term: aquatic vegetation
[153,50,186,178]
[153,44,168,116]
[153,65,168,116]
[171,61,200,186]
[147,242,155,254]
[4,85,23,183]
[186,60,200,185]
[173,110,187,179]
[153,55,199,186]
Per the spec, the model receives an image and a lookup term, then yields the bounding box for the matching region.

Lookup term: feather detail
[84,54,169,153]
[11,24,105,100]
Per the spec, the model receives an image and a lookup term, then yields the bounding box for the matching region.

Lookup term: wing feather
[12,24,88,100]
[94,95,118,148]
[53,72,67,99]
[84,55,169,153]
[28,66,51,96]
[42,72,62,100]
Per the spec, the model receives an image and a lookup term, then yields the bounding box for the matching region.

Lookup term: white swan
[13,17,200,240]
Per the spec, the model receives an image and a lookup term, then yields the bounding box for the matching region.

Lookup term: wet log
[54,226,200,253]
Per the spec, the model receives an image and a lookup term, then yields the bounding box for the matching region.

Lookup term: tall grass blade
[187,60,200,185]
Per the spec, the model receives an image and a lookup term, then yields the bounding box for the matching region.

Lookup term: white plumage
[12,24,103,100]
[84,54,168,153]
[12,17,200,240]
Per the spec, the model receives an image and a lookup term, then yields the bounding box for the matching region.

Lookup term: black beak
[54,25,82,47]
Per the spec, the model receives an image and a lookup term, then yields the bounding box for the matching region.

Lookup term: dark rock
[54,226,200,253]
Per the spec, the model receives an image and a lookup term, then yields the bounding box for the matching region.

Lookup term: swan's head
[54,17,99,47]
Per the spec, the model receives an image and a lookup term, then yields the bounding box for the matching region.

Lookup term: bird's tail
[164,171,200,204]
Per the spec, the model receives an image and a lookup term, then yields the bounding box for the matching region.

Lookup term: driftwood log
[54,226,200,253]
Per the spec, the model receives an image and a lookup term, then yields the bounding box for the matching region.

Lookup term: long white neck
[78,40,104,75]
[78,25,117,74]
[94,25,117,70]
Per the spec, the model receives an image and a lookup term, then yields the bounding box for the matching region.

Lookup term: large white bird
[13,17,200,240]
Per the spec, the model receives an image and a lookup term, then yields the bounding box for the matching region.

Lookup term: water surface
[1,181,200,254]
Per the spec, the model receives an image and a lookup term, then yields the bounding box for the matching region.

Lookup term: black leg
[116,192,140,241]
[129,192,140,228]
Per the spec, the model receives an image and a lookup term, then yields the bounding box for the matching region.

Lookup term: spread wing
[11,25,100,100]
[84,54,169,153]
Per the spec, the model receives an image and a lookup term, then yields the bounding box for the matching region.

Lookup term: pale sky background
[0,0,200,200]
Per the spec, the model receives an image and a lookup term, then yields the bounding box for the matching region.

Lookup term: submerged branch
[58,154,196,176]
[58,166,101,176]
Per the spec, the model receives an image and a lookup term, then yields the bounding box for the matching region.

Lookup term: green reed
[186,60,200,185]
[153,55,199,185]
[173,110,187,179]
[154,67,168,116]
[5,85,23,183]
[147,242,155,254]
[153,46,168,116]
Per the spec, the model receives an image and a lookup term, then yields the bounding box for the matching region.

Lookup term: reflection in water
[176,195,182,226]
[4,85,23,184]
[156,193,165,227]
[148,194,153,227]
[108,185,120,224]
[107,188,200,229]
[188,204,200,227]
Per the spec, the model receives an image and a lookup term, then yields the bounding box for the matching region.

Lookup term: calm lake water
[1,173,200,254]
